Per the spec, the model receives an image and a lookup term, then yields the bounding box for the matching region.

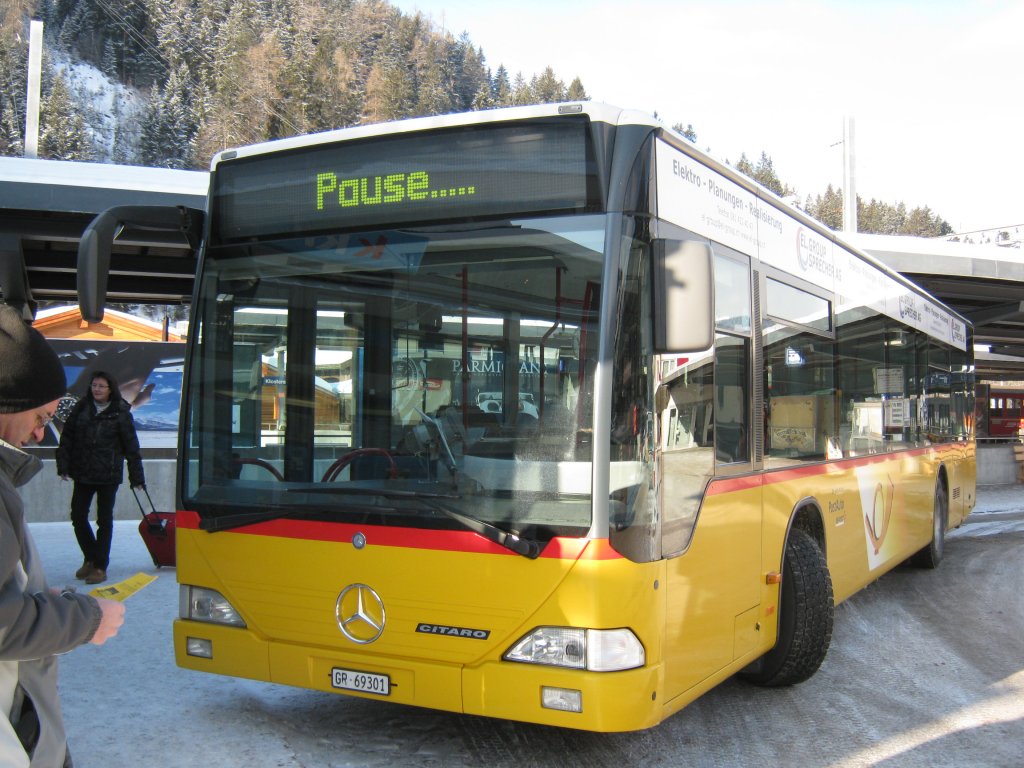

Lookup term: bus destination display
[315,170,475,211]
[212,120,595,243]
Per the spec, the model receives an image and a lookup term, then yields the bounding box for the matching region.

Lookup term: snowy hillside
[52,50,147,163]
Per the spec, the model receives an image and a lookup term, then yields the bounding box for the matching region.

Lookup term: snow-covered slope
[52,50,147,163]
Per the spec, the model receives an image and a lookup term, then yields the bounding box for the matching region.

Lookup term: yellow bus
[79,103,975,732]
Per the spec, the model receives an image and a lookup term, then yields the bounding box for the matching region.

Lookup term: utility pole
[24,20,43,158]
[842,116,856,233]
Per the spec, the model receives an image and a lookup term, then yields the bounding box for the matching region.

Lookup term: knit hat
[0,305,67,414]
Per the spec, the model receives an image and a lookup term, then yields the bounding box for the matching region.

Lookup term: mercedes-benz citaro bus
[77,103,976,732]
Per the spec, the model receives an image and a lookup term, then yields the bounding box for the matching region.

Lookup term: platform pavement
[973,481,1024,515]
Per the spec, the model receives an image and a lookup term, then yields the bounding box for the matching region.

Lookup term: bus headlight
[504,627,644,671]
[179,585,246,627]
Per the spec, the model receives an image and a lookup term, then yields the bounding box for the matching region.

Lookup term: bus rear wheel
[910,482,947,569]
[741,528,834,687]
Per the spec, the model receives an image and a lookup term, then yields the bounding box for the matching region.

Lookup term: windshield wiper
[421,500,541,559]
[200,489,538,556]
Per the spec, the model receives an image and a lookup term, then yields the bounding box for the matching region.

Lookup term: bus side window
[764,331,836,465]
[657,350,714,556]
[714,334,749,465]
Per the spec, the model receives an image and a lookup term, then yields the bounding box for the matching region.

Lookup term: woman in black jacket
[56,371,145,584]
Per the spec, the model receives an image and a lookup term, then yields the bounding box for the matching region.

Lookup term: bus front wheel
[741,528,834,687]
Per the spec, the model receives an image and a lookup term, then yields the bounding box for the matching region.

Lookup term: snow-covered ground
[32,484,1024,767]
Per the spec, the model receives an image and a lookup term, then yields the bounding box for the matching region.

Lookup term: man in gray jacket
[0,305,125,767]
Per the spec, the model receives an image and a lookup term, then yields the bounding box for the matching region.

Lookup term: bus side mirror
[77,205,204,323]
[78,208,120,323]
[653,238,714,352]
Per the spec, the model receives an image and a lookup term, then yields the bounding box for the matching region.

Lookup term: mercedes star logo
[335,583,386,644]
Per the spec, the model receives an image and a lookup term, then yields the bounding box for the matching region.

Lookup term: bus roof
[210,103,648,167]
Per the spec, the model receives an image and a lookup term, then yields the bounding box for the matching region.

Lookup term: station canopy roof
[0,156,207,307]
[848,233,1024,381]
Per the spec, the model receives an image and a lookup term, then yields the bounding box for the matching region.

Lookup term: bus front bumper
[174,620,663,732]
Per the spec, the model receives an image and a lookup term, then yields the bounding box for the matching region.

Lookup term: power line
[86,0,302,146]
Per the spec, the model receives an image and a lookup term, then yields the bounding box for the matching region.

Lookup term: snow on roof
[0,156,208,197]
[846,232,1024,262]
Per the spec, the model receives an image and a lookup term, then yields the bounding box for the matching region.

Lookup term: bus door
[658,332,760,700]
[649,237,762,700]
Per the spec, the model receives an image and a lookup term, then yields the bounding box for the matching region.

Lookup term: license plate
[331,667,390,696]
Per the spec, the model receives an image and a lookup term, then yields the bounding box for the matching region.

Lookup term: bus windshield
[182,214,604,541]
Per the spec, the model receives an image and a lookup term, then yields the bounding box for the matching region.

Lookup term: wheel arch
[741,499,835,687]
[784,496,827,562]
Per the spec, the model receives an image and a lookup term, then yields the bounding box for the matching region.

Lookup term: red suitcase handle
[131,487,166,532]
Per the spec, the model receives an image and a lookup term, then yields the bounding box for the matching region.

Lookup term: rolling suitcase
[133,487,176,568]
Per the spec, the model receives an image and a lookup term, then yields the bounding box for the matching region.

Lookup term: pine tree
[885,202,907,234]
[363,58,413,124]
[162,65,200,168]
[810,185,843,230]
[471,80,492,111]
[138,83,165,166]
[39,70,92,161]
[139,61,205,168]
[415,60,455,116]
[735,152,754,178]
[854,198,867,233]
[413,37,455,117]
[36,0,61,28]
[453,36,487,111]
[511,72,531,106]
[152,0,193,71]
[752,151,784,196]
[899,206,951,237]
[56,9,82,53]
[110,105,134,164]
[101,37,117,77]
[492,64,511,106]
[0,28,27,156]
[672,122,697,143]
[531,67,564,103]
[324,48,365,129]
[566,77,588,102]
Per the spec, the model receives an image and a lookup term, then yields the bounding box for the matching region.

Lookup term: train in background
[977,383,1024,440]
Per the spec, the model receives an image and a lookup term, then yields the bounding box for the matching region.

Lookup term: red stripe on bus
[705,444,968,495]
[175,509,602,560]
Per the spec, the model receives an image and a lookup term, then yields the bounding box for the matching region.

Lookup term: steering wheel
[232,457,284,481]
[321,448,398,482]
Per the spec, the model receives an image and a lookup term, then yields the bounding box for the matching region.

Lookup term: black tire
[741,528,834,687]
[910,482,946,569]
